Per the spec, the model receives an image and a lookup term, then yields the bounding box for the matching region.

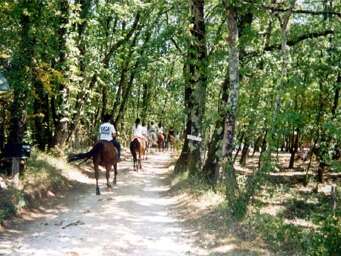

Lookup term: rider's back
[99,122,115,141]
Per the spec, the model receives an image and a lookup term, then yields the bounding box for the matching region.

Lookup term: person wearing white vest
[99,114,121,160]
[132,118,144,138]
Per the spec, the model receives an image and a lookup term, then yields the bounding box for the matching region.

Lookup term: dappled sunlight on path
[0,152,205,256]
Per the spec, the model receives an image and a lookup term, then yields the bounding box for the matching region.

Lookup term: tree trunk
[52,0,69,148]
[141,83,151,122]
[202,73,229,184]
[115,65,138,128]
[69,13,140,139]
[101,85,107,121]
[174,65,193,173]
[239,143,249,167]
[233,132,245,163]
[288,129,299,168]
[0,104,6,152]
[223,5,240,202]
[234,1,296,219]
[175,0,207,174]
[33,78,51,150]
[8,2,35,145]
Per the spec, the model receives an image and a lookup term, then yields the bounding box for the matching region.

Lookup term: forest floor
[166,152,340,256]
[0,150,270,256]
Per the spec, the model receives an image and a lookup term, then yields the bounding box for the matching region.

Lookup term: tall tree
[222,2,240,204]
[175,0,208,174]
[7,1,36,145]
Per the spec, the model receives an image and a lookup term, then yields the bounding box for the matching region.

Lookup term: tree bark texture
[175,0,207,174]
[223,5,239,201]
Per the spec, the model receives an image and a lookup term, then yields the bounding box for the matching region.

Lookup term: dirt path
[0,152,204,256]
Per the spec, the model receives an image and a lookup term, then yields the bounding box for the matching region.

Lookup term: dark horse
[130,138,146,171]
[157,133,165,152]
[68,141,118,195]
[167,134,176,152]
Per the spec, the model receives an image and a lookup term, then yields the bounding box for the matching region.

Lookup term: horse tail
[68,142,104,162]
[130,138,139,162]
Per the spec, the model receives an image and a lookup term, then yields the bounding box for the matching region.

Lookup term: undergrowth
[171,169,341,255]
[0,149,72,224]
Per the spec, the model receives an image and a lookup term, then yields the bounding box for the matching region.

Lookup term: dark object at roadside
[2,143,31,158]
[0,143,31,176]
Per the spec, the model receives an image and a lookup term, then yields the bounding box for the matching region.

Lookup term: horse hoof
[96,187,100,195]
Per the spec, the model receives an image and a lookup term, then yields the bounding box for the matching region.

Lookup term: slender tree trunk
[239,143,249,167]
[8,2,35,145]
[0,105,6,151]
[101,85,107,121]
[257,130,268,168]
[33,78,51,150]
[141,83,151,122]
[52,0,69,148]
[288,129,299,168]
[115,65,138,128]
[233,1,296,219]
[233,132,245,163]
[69,13,140,139]
[174,64,193,173]
[331,74,340,160]
[202,73,229,184]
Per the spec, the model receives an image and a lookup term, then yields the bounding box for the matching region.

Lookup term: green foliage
[0,1,340,253]
[0,189,20,223]
[249,213,307,254]
[307,215,341,256]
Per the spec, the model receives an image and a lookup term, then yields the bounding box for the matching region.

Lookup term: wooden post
[331,184,337,215]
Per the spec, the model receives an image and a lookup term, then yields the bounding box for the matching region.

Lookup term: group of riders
[99,114,175,161]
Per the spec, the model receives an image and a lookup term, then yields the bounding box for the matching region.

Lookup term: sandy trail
[0,152,203,256]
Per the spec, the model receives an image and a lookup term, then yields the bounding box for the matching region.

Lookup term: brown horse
[68,141,118,195]
[157,133,165,152]
[130,138,146,171]
[167,134,176,152]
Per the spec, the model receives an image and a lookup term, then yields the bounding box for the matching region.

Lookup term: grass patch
[22,151,72,205]
[246,212,341,256]
[0,149,73,224]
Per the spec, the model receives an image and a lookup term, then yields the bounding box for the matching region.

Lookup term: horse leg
[138,151,142,170]
[113,163,117,185]
[106,165,112,188]
[142,144,146,160]
[134,154,137,171]
[94,163,100,195]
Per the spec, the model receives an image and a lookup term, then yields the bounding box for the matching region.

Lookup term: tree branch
[264,6,341,18]
[244,29,334,60]
[102,13,141,65]
[240,0,341,18]
[265,29,334,51]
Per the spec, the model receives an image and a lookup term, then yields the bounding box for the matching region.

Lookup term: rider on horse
[168,127,175,137]
[99,114,121,161]
[132,118,147,147]
[148,121,157,147]
[141,121,148,141]
[156,122,165,150]
[158,122,164,136]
